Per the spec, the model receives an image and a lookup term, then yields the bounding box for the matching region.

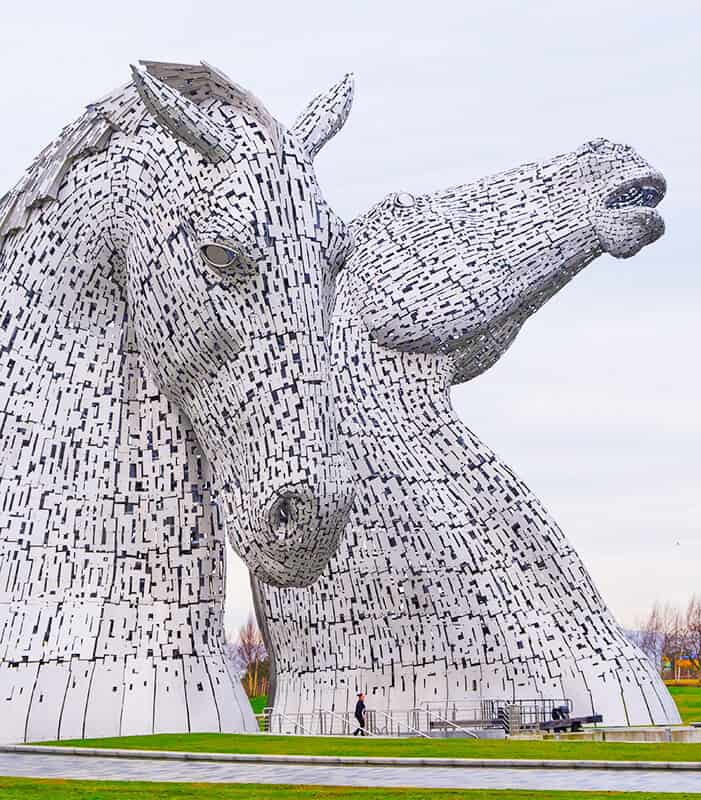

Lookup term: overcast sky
[1,0,698,632]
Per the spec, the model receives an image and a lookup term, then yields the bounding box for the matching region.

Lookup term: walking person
[353,692,367,736]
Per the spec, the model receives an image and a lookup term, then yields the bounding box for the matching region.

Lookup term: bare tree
[660,604,686,680]
[232,614,269,697]
[637,601,664,669]
[637,596,701,679]
[686,594,701,678]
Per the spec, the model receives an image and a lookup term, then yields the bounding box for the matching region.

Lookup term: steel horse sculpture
[0,61,355,742]
[255,139,681,727]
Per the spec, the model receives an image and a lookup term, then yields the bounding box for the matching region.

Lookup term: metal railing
[417,706,479,738]
[258,696,574,737]
[372,709,430,738]
[260,708,430,737]
[260,709,373,736]
[421,697,573,730]
[482,698,573,732]
[261,709,317,736]
[421,700,489,727]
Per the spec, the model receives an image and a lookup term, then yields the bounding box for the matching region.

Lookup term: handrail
[266,710,317,736]
[262,708,376,737]
[415,707,479,739]
[421,697,574,726]
[422,698,573,709]
[323,708,376,737]
[373,709,430,739]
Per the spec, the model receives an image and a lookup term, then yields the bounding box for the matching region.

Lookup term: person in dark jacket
[353,692,367,736]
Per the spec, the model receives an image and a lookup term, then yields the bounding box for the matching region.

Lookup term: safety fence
[256,697,573,737]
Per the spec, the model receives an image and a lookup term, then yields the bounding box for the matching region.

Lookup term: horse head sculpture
[255,140,679,727]
[0,61,356,587]
[0,61,357,743]
[346,138,665,378]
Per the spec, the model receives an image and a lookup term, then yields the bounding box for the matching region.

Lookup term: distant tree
[686,594,701,678]
[637,596,701,679]
[223,636,243,675]
[660,604,686,680]
[230,614,270,698]
[636,602,664,668]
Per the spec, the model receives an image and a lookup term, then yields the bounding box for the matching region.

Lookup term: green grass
[670,686,701,724]
[250,695,268,715]
[0,778,698,800]
[40,732,701,763]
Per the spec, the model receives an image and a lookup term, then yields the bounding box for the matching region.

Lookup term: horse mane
[0,60,282,248]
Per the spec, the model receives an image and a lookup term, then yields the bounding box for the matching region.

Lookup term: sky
[0,0,698,632]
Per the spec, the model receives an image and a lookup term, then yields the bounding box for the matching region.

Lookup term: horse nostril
[269,493,303,540]
[276,498,293,525]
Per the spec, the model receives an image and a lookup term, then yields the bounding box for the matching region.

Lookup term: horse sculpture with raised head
[0,61,356,742]
[255,138,680,727]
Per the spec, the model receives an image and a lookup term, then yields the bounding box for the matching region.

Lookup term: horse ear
[131,65,235,163]
[291,74,354,159]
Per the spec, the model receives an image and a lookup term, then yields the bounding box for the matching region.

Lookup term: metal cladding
[255,141,679,727]
[0,61,355,742]
[0,59,678,742]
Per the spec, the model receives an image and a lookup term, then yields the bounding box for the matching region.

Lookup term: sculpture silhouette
[255,139,679,727]
[0,61,355,742]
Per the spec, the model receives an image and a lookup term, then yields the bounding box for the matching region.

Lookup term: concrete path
[1,751,700,792]
[6,743,701,771]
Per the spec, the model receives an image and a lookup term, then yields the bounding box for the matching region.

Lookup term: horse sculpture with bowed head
[254,139,680,727]
[0,61,355,742]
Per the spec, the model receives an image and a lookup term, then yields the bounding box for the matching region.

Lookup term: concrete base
[542,726,701,744]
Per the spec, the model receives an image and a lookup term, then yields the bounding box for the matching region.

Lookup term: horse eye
[201,244,240,270]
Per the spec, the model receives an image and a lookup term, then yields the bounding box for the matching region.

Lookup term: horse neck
[332,289,457,449]
[0,145,226,628]
[332,280,522,497]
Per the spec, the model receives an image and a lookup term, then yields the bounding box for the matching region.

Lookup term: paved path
[1,751,700,792]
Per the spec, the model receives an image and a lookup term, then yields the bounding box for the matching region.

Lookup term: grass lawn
[0,778,699,800]
[669,686,701,724]
[249,695,268,715]
[40,732,701,763]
